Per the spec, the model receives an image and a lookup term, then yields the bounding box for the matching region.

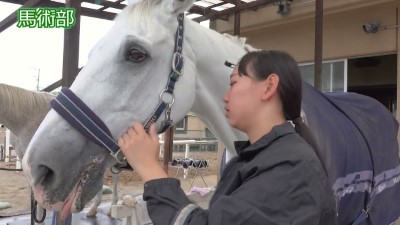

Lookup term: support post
[16,156,22,170]
[53,1,81,224]
[314,0,323,91]
[62,0,81,88]
[184,143,190,179]
[233,0,241,36]
[4,129,10,163]
[396,6,400,155]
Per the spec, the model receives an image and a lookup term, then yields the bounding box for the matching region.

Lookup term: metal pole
[36,68,41,91]
[314,0,323,91]
[184,143,189,179]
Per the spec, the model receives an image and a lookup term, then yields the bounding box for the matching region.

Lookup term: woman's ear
[261,73,279,100]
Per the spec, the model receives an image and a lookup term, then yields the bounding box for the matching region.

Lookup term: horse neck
[185,21,248,154]
[0,84,53,146]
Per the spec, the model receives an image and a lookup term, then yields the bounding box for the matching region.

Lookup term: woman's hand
[118,123,168,182]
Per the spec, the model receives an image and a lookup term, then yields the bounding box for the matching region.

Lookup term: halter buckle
[111,149,125,164]
[172,52,183,77]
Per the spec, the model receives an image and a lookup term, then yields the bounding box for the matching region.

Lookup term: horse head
[0,83,54,158]
[22,0,217,218]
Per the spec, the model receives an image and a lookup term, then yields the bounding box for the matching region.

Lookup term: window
[299,60,347,92]
[175,116,187,131]
[205,128,215,139]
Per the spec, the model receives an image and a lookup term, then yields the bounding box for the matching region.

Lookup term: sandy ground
[0,151,219,218]
[2,151,398,225]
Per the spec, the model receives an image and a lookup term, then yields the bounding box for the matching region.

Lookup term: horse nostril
[34,165,55,186]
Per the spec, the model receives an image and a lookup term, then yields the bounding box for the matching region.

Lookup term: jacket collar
[234,122,296,157]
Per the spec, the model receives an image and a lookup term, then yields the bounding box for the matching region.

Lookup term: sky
[0,2,115,91]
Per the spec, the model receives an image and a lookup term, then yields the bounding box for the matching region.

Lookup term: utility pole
[36,68,40,91]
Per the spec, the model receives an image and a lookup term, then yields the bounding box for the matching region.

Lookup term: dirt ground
[1,151,400,225]
[0,151,219,218]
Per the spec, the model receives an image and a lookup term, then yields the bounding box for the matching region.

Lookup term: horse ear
[162,0,196,15]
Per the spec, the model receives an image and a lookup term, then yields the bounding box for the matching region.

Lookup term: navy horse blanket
[302,82,400,225]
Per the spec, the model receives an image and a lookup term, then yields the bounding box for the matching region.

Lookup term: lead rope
[31,189,46,224]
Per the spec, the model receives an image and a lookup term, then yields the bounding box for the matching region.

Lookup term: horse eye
[128,49,147,62]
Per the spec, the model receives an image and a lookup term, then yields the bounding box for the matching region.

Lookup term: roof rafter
[194,0,279,22]
[0,0,280,31]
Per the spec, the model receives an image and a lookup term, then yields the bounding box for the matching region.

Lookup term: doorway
[347,54,397,116]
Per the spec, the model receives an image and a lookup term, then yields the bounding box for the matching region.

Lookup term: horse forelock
[116,1,162,26]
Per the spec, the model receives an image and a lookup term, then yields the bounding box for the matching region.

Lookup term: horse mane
[0,84,54,134]
[0,84,52,114]
[222,33,257,52]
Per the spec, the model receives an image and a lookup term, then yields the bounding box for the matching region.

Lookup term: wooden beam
[44,1,117,20]
[206,2,227,9]
[82,0,126,10]
[194,0,279,22]
[0,0,117,34]
[41,79,62,92]
[188,5,206,15]
[0,0,44,33]
[0,0,25,4]
[54,4,82,222]
[233,0,241,35]
[62,0,81,88]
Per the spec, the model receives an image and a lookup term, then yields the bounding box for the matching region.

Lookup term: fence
[173,129,218,152]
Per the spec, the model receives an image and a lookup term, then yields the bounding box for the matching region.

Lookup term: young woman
[118,50,338,225]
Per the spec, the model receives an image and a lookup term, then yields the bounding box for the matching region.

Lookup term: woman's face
[223,66,266,132]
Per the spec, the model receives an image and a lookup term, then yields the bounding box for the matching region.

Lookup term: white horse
[21,0,400,224]
[23,1,246,219]
[0,83,52,225]
[0,84,119,219]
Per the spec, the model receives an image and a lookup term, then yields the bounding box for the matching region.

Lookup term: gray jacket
[143,122,338,225]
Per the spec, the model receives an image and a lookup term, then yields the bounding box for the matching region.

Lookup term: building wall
[212,0,399,62]
[212,0,400,145]
[187,114,207,131]
[174,113,213,140]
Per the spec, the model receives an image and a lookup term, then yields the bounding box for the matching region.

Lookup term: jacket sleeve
[143,160,334,225]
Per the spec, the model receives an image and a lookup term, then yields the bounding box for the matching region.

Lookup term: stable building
[212,0,399,117]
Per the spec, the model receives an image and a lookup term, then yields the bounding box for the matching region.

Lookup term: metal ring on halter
[159,89,175,107]
[172,52,183,76]
[111,165,122,174]
[111,149,125,164]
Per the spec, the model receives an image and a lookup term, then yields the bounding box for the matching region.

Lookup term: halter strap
[144,13,185,133]
[51,88,124,162]
[50,14,185,164]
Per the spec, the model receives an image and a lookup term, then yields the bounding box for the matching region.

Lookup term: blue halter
[50,14,185,164]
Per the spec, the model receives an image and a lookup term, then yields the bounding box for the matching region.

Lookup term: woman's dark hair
[237,50,327,174]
